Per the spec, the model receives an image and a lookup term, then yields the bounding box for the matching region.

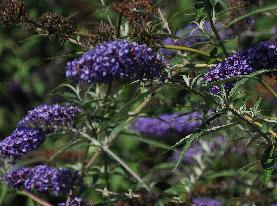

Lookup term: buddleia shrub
[0,0,277,205]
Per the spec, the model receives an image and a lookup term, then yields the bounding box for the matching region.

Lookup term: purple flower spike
[66,40,167,83]
[6,165,81,196]
[18,104,81,133]
[131,112,203,138]
[0,128,45,163]
[204,41,277,94]
[58,197,87,206]
[192,198,222,206]
[6,167,31,188]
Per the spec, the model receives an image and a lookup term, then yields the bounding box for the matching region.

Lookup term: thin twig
[157,7,171,34]
[47,138,82,163]
[68,38,90,49]
[116,14,122,37]
[259,78,277,99]
[194,63,216,68]
[19,191,53,206]
[85,148,102,169]
[242,114,277,139]
[157,44,210,56]
[228,107,273,143]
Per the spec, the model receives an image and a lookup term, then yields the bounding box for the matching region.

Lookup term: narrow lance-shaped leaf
[261,145,275,186]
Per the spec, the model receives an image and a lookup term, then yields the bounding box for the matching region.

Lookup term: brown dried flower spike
[37,12,75,42]
[112,0,155,25]
[90,22,115,46]
[0,0,26,27]
[80,23,115,48]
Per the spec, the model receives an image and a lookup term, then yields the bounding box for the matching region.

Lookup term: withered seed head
[0,0,26,27]
[112,0,159,46]
[37,12,75,42]
[131,22,160,46]
[80,22,115,48]
[92,22,115,45]
[112,0,155,25]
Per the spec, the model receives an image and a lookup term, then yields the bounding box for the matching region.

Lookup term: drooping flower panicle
[66,40,167,83]
[6,165,80,196]
[204,41,277,94]
[131,112,202,138]
[18,104,81,133]
[0,128,45,163]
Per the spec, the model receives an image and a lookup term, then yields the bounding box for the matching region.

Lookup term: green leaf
[209,47,218,58]
[26,198,35,206]
[261,145,275,169]
[0,183,8,204]
[205,169,238,180]
[239,161,258,177]
[263,168,274,186]
[195,0,205,9]
[111,86,158,121]
[173,133,201,171]
[227,5,277,28]
[252,97,262,116]
[228,78,248,98]
[122,132,171,150]
[261,145,275,185]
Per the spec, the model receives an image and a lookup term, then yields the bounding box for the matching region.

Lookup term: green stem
[103,146,150,191]
[158,44,210,57]
[103,150,110,190]
[158,7,171,34]
[204,0,228,58]
[85,89,156,169]
[116,14,122,37]
[227,107,272,143]
[171,78,277,140]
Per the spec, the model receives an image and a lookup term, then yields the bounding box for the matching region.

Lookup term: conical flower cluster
[7,165,81,196]
[204,41,277,94]
[0,104,80,163]
[66,40,167,83]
